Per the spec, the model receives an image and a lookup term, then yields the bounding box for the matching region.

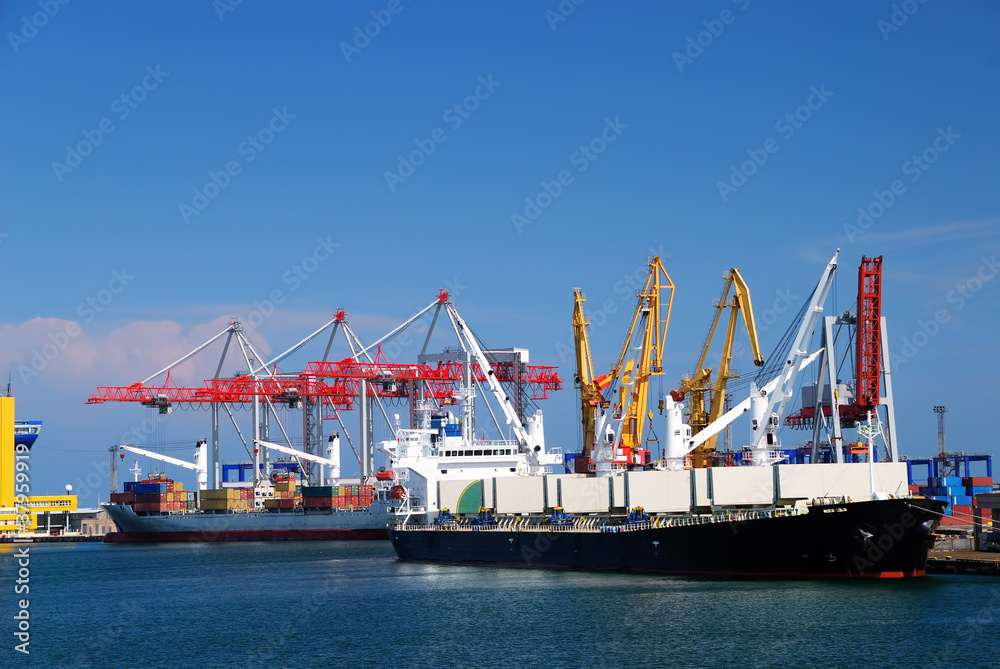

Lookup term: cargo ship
[387,474,945,578]
[103,473,394,542]
[96,297,565,544]
[387,251,949,578]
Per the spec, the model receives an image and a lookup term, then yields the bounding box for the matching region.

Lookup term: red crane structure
[783,256,898,462]
[87,293,563,487]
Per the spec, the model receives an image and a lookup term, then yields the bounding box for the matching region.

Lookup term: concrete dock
[927,550,1000,576]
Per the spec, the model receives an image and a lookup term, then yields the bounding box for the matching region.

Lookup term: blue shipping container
[123,481,135,492]
[951,495,973,506]
[939,477,964,487]
[970,486,993,495]
[133,482,167,494]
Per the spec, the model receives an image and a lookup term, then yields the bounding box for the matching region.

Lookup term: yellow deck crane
[677,268,764,468]
[572,290,610,467]
[590,256,674,470]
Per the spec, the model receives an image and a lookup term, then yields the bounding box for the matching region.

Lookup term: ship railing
[396,506,806,531]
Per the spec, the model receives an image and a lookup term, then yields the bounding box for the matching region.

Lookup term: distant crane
[934,405,947,456]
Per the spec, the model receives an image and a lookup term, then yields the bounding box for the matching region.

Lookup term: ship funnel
[195,438,209,491]
[525,410,545,454]
[326,434,341,483]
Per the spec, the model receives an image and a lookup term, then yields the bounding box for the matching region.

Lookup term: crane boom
[256,439,337,467]
[116,441,208,490]
[119,444,201,471]
[596,256,674,469]
[749,250,839,459]
[444,303,538,463]
[679,268,764,467]
[572,290,605,459]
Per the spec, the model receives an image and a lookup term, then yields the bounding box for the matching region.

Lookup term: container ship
[93,292,565,544]
[103,471,394,542]
[387,251,950,578]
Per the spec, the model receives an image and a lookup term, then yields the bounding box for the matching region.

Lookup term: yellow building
[0,396,78,536]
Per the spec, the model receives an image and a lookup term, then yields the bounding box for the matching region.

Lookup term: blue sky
[2,1,998,503]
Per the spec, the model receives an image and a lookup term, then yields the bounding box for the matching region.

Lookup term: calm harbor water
[2,540,999,668]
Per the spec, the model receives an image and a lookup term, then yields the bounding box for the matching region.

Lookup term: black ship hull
[388,498,946,578]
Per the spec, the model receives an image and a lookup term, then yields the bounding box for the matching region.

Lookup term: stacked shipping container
[263,477,302,510]
[200,488,254,511]
[301,484,373,509]
[109,477,195,513]
[917,475,996,525]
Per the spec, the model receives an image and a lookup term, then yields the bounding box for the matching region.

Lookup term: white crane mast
[747,250,838,463]
[444,302,539,465]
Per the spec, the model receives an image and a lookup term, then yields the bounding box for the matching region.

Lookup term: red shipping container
[964,477,993,487]
[110,492,136,504]
[908,484,921,494]
[350,496,359,506]
[133,502,162,513]
[279,499,295,509]
[951,505,974,521]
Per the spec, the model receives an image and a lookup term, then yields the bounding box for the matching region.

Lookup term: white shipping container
[437,479,483,513]
[611,473,627,508]
[691,468,711,508]
[495,476,546,514]
[710,467,775,506]
[545,474,586,509]
[559,477,610,514]
[625,470,691,513]
[776,462,907,501]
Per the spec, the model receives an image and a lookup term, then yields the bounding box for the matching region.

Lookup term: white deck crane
[661,250,839,469]
[113,440,208,490]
